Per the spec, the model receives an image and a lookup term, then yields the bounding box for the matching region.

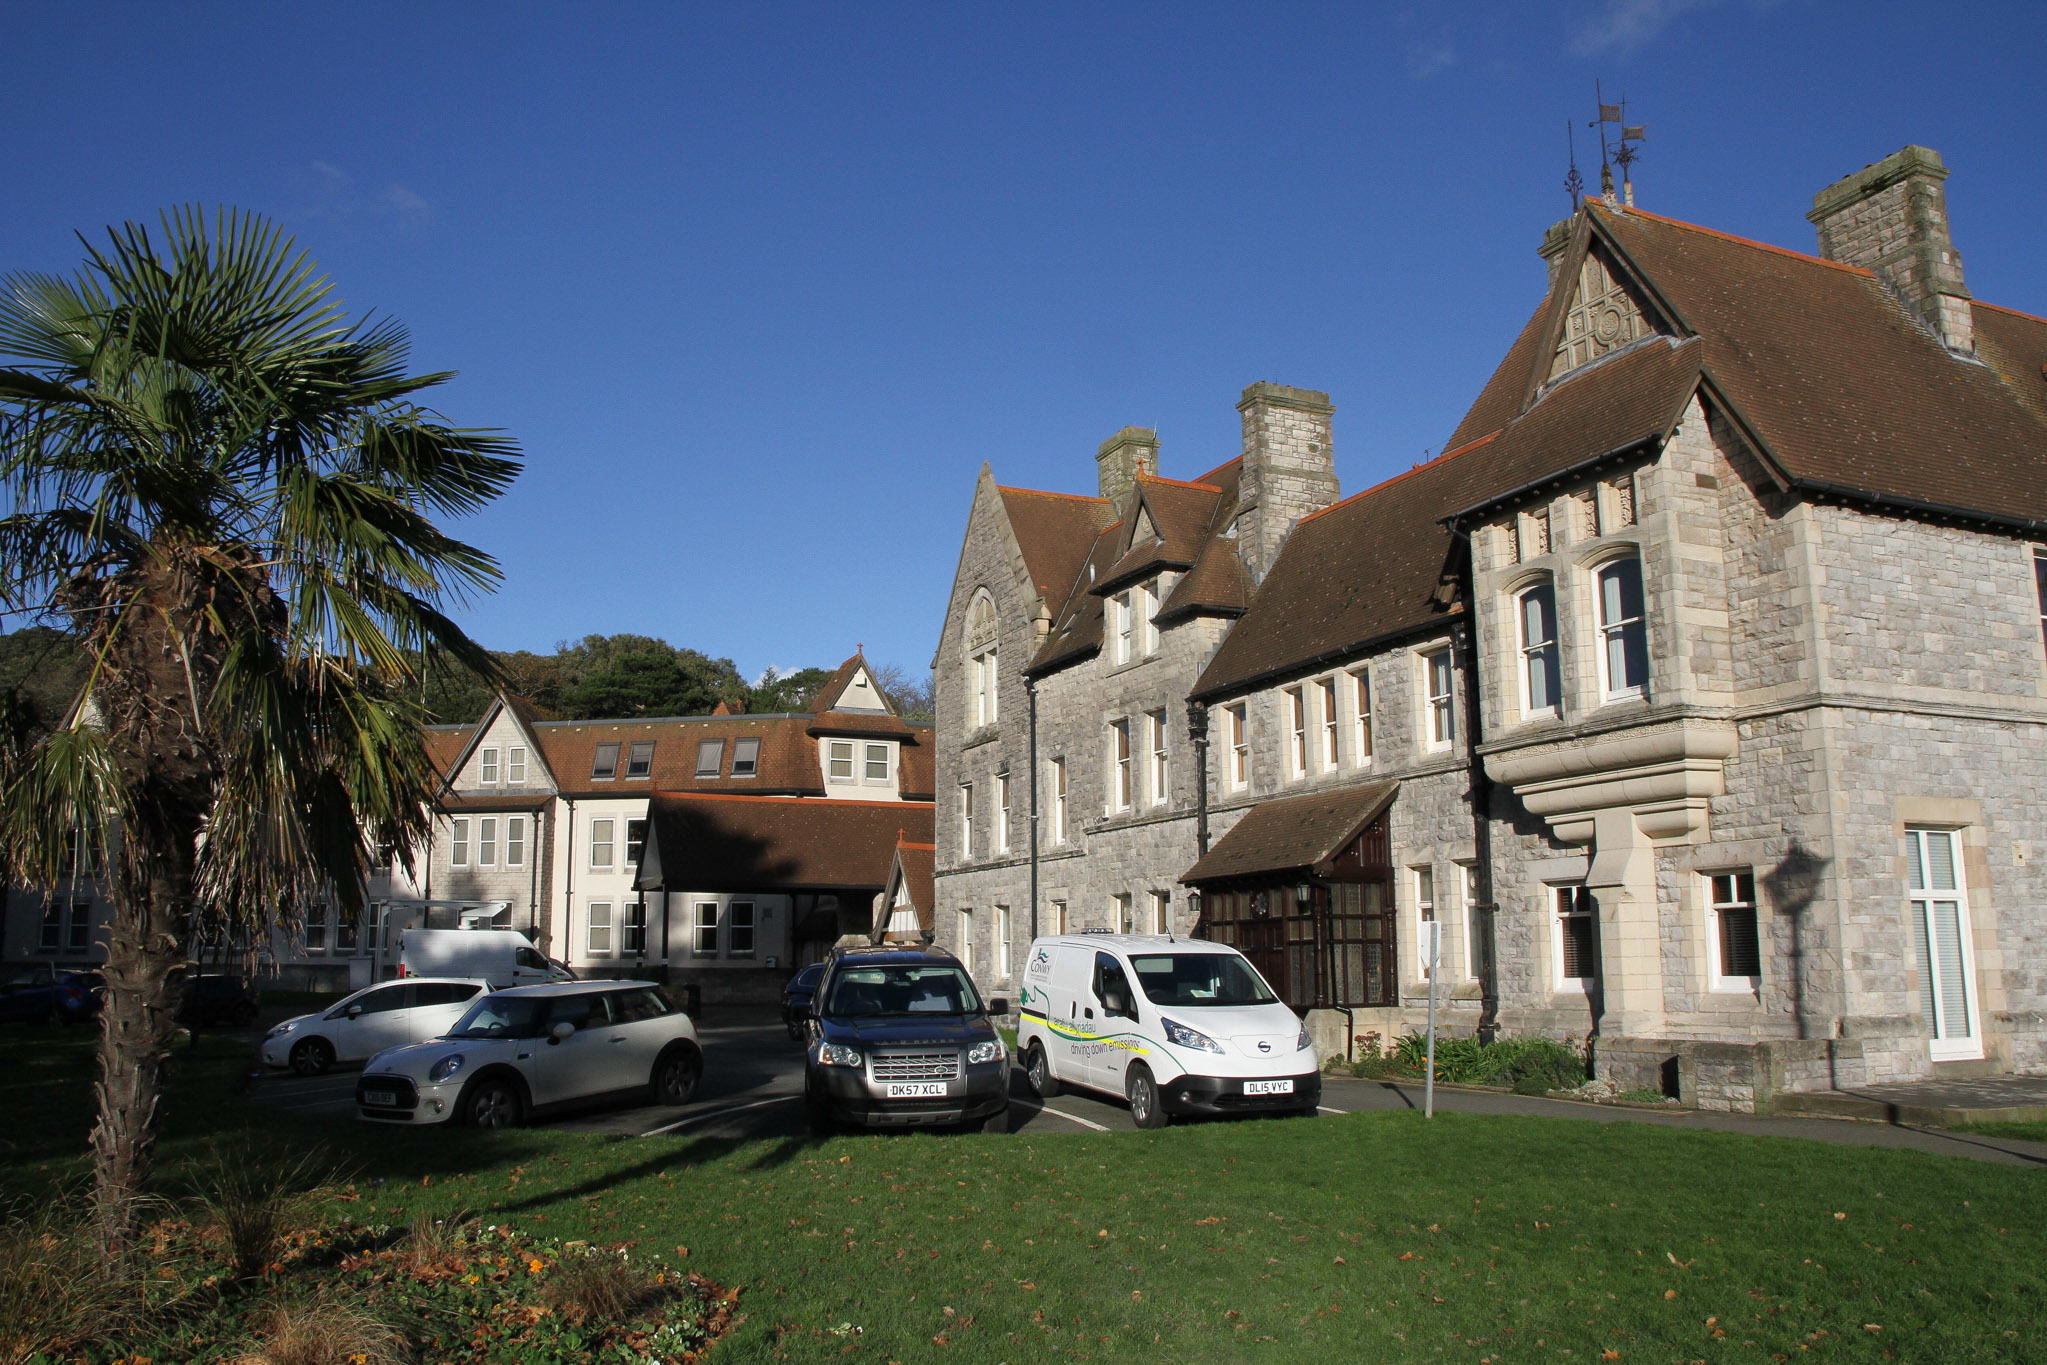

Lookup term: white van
[398,928,574,990]
[1016,933,1319,1128]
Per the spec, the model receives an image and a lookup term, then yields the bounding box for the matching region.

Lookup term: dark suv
[800,945,1009,1135]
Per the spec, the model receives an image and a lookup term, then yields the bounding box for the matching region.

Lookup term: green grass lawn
[4,1025,2043,1363]
[1952,1120,2047,1144]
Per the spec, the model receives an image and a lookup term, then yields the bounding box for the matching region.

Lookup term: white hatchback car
[353,980,702,1128]
[261,977,490,1076]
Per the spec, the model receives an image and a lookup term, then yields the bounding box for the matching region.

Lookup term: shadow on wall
[1763,840,1830,1044]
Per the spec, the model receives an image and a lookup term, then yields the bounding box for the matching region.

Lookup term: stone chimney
[1234,382,1337,585]
[1539,216,1577,292]
[1096,426,1159,506]
[1808,145,1972,355]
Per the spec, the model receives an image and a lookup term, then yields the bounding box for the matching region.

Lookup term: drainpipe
[528,809,541,940]
[1452,592,1500,1045]
[1026,674,1040,941]
[1189,702,1211,856]
[561,797,575,964]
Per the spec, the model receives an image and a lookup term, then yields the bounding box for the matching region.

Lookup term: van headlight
[1162,1018,1222,1053]
[818,1043,863,1068]
[429,1053,466,1083]
[1297,1022,1312,1053]
[966,1039,1004,1066]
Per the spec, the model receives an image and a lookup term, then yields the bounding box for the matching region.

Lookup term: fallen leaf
[1664,1289,1677,1299]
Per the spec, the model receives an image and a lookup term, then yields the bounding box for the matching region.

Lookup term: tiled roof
[423,726,471,782]
[1974,301,2047,431]
[1026,520,1124,675]
[533,714,823,796]
[997,485,1115,606]
[1180,780,1398,883]
[891,836,936,932]
[1094,476,1228,592]
[637,793,935,893]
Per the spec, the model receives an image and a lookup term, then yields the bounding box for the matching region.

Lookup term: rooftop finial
[1565,119,1584,209]
[1589,82,1646,207]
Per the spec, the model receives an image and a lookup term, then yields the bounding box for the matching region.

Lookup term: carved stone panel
[1551,249,1656,381]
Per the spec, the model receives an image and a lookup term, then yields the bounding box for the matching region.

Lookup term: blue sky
[5,2,2042,683]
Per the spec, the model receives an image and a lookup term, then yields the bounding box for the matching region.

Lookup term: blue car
[782,963,825,1040]
[0,965,106,1025]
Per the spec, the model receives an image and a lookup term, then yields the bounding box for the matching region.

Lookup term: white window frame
[865,742,891,783]
[1111,892,1132,934]
[507,747,526,784]
[1285,687,1307,779]
[625,818,647,868]
[478,816,498,868]
[1226,703,1248,789]
[2035,550,2047,657]
[996,772,1011,853]
[505,815,526,868]
[304,912,329,955]
[959,907,975,974]
[1414,866,1442,981]
[1113,592,1134,665]
[1596,554,1650,702]
[728,900,756,957]
[450,817,470,868]
[1316,677,1338,772]
[586,901,614,957]
[996,904,1012,980]
[1049,899,1067,936]
[1149,889,1170,935]
[1050,758,1068,844]
[1907,826,1982,1061]
[590,817,615,871]
[1140,579,1161,656]
[1109,719,1132,812]
[1350,667,1373,766]
[1422,646,1455,751]
[827,740,855,783]
[65,901,91,953]
[1460,864,1481,980]
[479,747,499,785]
[1517,580,1561,718]
[1148,709,1168,805]
[623,899,648,955]
[1705,870,1761,993]
[693,901,720,956]
[1551,883,1596,993]
[960,783,975,857]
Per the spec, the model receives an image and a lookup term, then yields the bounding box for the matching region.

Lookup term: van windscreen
[1129,954,1278,1007]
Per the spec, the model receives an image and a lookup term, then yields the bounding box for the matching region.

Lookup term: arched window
[1517,581,1560,717]
[1595,555,1649,701]
[963,590,999,729]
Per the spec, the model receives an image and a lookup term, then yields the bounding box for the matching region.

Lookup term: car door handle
[609,1035,628,1043]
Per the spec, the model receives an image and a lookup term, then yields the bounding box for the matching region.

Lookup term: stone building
[932,145,2047,1110]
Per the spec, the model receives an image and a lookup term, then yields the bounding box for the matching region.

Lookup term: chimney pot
[1807,145,1972,355]
[1235,382,1338,586]
[1095,426,1160,506]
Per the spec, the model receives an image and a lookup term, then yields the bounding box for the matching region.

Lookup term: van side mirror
[986,998,1009,1017]
[548,1021,576,1043]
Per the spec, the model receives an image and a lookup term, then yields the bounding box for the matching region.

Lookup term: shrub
[229,1295,408,1365]
[542,1243,661,1324]
[1348,1031,1588,1090]
[0,1203,141,1365]
[185,1140,347,1281]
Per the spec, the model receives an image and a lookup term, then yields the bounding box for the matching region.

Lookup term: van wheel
[1024,1043,1060,1099]
[651,1045,701,1106]
[1126,1064,1169,1130]
[289,1037,334,1076]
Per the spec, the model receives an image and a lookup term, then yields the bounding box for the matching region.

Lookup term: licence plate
[363,1092,398,1107]
[885,1082,947,1098]
[1243,1079,1294,1096]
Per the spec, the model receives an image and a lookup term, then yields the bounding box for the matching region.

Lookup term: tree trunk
[91,841,195,1257]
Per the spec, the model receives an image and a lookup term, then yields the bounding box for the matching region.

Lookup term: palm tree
[0,208,518,1254]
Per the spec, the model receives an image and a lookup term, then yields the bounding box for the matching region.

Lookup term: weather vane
[1565,120,1584,208]
[1588,81,1646,206]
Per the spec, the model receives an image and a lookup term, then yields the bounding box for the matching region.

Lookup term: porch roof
[1179,780,1398,883]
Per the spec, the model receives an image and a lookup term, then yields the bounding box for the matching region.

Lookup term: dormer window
[695,739,724,778]
[627,740,655,778]
[591,742,620,780]
[732,737,760,778]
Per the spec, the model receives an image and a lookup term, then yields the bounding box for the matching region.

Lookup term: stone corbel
[1484,716,1738,847]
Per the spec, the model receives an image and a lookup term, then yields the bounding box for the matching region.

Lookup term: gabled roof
[1093,475,1228,593]
[877,834,937,938]
[635,792,934,893]
[995,485,1115,607]
[1181,781,1398,883]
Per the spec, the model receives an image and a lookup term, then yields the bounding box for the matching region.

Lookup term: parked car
[801,944,1008,1136]
[1016,933,1319,1128]
[0,965,104,1025]
[179,974,261,1028]
[781,963,825,1040]
[398,928,575,989]
[260,977,489,1076]
[353,980,701,1128]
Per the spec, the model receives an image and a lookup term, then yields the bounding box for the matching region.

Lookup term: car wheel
[651,1045,701,1106]
[463,1077,523,1130]
[289,1037,334,1077]
[805,1085,837,1138]
[785,1017,806,1042]
[1126,1064,1169,1130]
[1024,1043,1060,1099]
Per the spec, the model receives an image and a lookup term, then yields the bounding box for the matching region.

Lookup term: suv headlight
[1162,1018,1222,1053]
[429,1053,466,1083]
[966,1039,1004,1066]
[1297,1022,1313,1053]
[818,1043,863,1069]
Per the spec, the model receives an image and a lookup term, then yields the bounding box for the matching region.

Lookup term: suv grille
[870,1049,961,1082]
